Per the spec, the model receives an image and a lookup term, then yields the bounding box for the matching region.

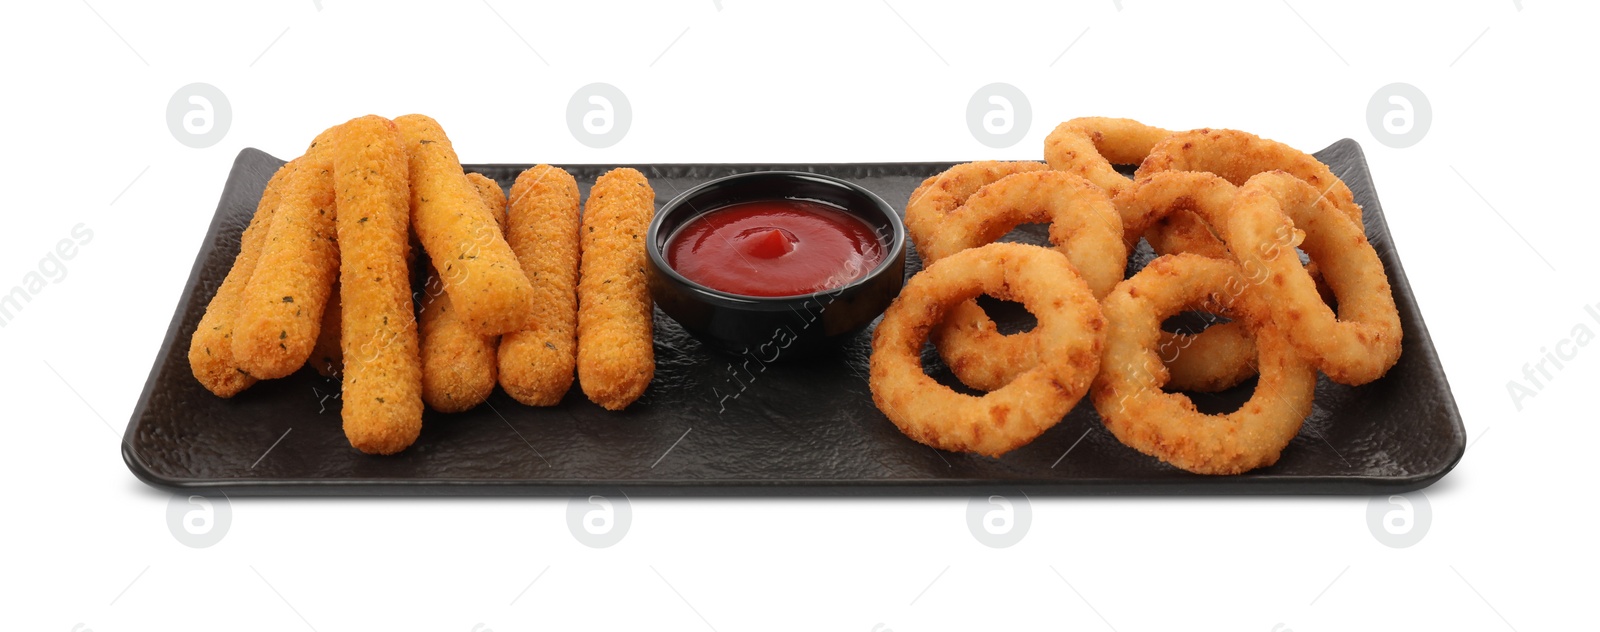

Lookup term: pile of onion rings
[869,117,1402,472]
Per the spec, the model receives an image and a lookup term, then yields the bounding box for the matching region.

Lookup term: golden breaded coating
[1159,322,1257,393]
[420,175,508,413]
[1091,254,1315,474]
[904,161,1048,257]
[395,114,534,335]
[871,243,1103,457]
[310,281,342,378]
[577,168,656,410]
[498,165,580,406]
[332,115,423,455]
[231,150,339,379]
[188,160,292,397]
[467,172,508,235]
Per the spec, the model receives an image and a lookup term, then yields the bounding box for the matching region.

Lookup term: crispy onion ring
[1135,128,1362,258]
[870,243,1103,457]
[1129,170,1402,384]
[919,171,1126,294]
[916,172,1121,391]
[1044,117,1174,249]
[1226,173,1400,384]
[1092,254,1316,474]
[905,161,1049,256]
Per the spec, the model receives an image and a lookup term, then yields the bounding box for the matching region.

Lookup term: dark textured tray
[124,142,1464,495]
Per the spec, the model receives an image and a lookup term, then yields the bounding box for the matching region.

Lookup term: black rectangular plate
[124,141,1465,496]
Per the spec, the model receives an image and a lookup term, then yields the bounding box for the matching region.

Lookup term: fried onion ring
[1043,117,1174,249]
[904,161,1049,256]
[1129,170,1402,384]
[918,171,1125,294]
[1226,173,1400,384]
[1135,128,1362,258]
[1092,254,1316,474]
[870,243,1103,457]
[916,171,1122,391]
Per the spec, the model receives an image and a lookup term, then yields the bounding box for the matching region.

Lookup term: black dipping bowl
[647,171,907,359]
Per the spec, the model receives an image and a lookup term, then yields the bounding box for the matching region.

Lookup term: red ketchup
[666,199,885,297]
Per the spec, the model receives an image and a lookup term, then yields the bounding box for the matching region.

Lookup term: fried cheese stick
[188,160,293,397]
[577,168,656,410]
[332,115,423,455]
[498,165,581,406]
[468,173,509,235]
[419,174,508,412]
[231,140,339,379]
[395,114,533,335]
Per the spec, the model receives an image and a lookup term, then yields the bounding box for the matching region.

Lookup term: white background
[1,0,1592,630]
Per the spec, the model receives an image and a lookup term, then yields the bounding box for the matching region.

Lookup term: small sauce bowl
[646,171,907,359]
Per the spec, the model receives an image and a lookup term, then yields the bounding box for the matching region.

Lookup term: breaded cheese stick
[231,150,339,379]
[310,281,342,378]
[498,165,581,406]
[332,115,423,455]
[395,114,533,335]
[577,168,656,410]
[188,160,293,397]
[467,172,508,235]
[419,175,508,412]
